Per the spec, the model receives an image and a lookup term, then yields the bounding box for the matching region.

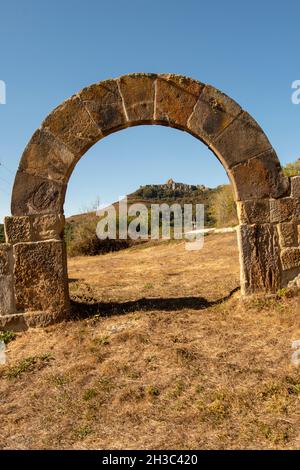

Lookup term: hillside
[65,181,236,256]
[67,180,219,227]
[1,233,300,449]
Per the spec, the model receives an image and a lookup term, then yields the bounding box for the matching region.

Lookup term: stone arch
[1,73,300,329]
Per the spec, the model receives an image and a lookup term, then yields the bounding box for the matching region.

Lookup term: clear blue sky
[0,0,299,222]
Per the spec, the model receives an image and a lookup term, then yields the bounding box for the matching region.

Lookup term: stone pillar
[2,213,69,324]
[237,177,300,294]
[238,223,281,294]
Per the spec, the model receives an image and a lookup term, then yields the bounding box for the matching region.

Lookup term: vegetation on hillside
[282,158,300,177]
[66,183,238,257]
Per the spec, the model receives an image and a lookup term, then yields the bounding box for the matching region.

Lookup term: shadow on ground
[70,286,240,320]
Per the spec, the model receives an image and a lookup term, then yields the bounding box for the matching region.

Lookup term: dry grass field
[1,233,300,449]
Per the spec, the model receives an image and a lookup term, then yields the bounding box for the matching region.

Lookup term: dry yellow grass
[1,233,300,450]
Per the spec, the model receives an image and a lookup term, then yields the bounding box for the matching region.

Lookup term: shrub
[66,215,131,257]
[209,185,238,227]
[282,158,300,177]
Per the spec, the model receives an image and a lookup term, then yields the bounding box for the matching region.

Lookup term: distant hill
[64,180,235,257]
[67,179,219,228]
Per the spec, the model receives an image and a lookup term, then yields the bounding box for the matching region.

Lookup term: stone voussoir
[212,111,273,170]
[155,74,204,128]
[230,150,290,201]
[118,74,156,122]
[19,128,76,183]
[11,170,66,216]
[42,94,102,158]
[188,85,242,144]
[79,79,127,135]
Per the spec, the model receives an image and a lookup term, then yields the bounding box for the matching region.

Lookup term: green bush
[282,158,300,177]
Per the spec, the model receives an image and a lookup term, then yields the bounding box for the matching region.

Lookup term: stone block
[13,240,69,313]
[281,247,300,271]
[0,244,13,275]
[213,112,273,169]
[42,94,102,158]
[31,214,65,241]
[230,150,290,201]
[11,171,66,216]
[291,176,300,198]
[0,275,15,316]
[118,74,155,122]
[270,197,295,223]
[79,79,127,134]
[19,128,76,183]
[4,216,32,243]
[188,85,241,142]
[277,222,298,248]
[237,199,270,224]
[155,74,204,128]
[238,224,281,293]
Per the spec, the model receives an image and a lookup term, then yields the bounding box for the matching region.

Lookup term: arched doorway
[1,73,299,328]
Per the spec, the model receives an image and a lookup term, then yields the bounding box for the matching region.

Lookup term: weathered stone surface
[118,74,155,122]
[230,150,289,201]
[5,214,65,242]
[291,176,300,198]
[237,199,270,224]
[270,197,295,223]
[13,240,69,313]
[188,85,241,142]
[238,224,281,293]
[213,112,273,170]
[31,214,65,241]
[4,216,32,243]
[0,275,15,315]
[19,128,76,183]
[11,171,66,216]
[281,247,300,271]
[155,75,204,128]
[42,95,102,158]
[0,244,13,275]
[294,198,300,223]
[287,271,300,289]
[79,79,127,134]
[277,222,298,248]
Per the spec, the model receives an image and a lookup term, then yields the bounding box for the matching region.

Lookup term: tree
[209,185,238,227]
